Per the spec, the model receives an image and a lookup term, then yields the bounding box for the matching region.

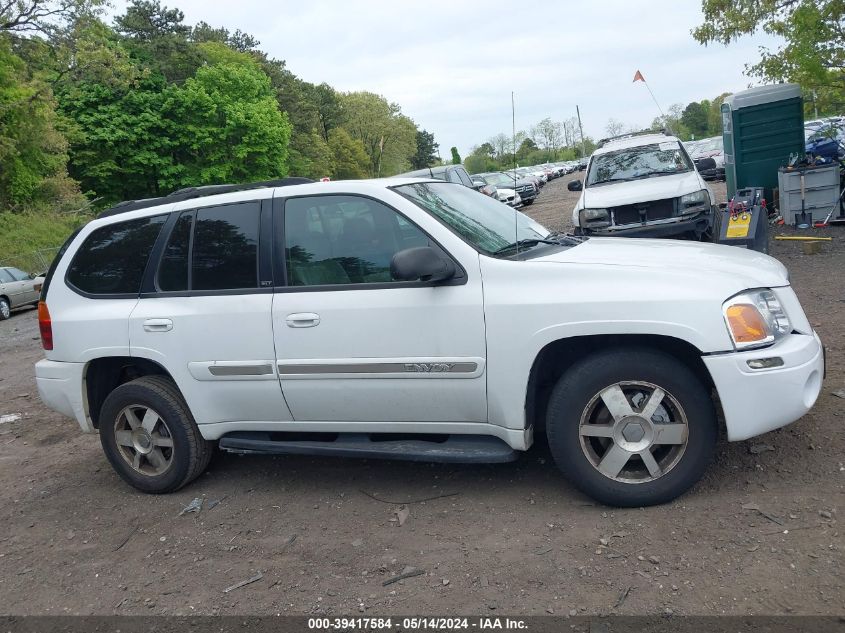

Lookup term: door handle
[285,313,320,328]
[143,318,173,332]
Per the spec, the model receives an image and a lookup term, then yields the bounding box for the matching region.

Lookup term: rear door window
[67,216,166,295]
[0,269,13,283]
[190,202,260,291]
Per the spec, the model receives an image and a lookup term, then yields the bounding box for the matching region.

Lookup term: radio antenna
[512,91,518,255]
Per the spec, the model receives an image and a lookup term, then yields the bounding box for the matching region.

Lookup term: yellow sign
[726,213,751,238]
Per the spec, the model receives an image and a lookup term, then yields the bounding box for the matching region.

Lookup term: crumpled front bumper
[584,210,713,239]
[703,332,824,441]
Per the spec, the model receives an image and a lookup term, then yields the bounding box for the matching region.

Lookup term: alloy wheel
[113,405,174,476]
[578,381,688,483]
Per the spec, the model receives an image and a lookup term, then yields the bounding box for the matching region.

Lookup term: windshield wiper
[493,238,560,256]
[547,231,587,245]
[631,170,686,179]
[589,177,637,185]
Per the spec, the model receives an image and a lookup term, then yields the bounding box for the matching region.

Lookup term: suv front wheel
[99,376,212,493]
[546,348,717,507]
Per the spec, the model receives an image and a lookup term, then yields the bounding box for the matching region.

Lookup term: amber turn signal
[725,303,768,344]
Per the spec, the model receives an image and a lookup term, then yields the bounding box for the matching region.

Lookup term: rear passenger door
[129,196,293,429]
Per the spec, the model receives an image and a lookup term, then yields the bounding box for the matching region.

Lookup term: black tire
[99,375,212,493]
[710,207,723,243]
[0,297,10,320]
[546,348,717,507]
[522,199,534,206]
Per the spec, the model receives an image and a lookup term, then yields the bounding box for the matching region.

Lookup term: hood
[582,171,703,208]
[533,237,789,289]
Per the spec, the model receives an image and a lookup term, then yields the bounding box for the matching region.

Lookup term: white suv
[570,132,715,239]
[35,177,823,506]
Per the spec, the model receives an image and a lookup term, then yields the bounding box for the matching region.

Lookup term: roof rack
[597,128,670,148]
[97,177,314,219]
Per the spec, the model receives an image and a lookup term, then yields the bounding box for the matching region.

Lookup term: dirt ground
[0,177,843,617]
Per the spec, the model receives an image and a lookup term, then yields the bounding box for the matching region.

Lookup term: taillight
[38,301,53,350]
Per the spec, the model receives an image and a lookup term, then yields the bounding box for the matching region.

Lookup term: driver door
[271,193,488,424]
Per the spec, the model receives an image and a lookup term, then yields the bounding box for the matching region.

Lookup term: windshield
[586,142,692,186]
[694,137,722,154]
[393,182,550,256]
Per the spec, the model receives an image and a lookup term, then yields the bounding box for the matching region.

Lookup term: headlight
[722,290,791,350]
[579,208,609,226]
[679,189,709,215]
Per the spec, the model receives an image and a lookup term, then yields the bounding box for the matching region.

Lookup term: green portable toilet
[721,84,804,199]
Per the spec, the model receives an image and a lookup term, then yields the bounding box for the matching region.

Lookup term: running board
[218,432,517,463]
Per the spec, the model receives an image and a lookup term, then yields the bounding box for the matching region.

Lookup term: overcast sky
[124,0,781,157]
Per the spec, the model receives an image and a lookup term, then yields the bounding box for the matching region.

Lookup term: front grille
[515,185,530,193]
[611,197,676,225]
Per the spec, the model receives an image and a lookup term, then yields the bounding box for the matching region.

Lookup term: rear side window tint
[0,269,13,283]
[67,216,166,295]
[157,211,193,292]
[191,202,260,291]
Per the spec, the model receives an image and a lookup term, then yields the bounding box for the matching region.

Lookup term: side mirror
[391,247,455,283]
[29,272,37,279]
[472,180,485,188]
[568,180,583,191]
[696,157,717,171]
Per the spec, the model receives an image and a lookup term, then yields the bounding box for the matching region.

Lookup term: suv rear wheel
[546,348,716,507]
[99,376,212,493]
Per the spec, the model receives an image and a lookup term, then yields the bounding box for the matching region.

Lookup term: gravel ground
[0,179,842,617]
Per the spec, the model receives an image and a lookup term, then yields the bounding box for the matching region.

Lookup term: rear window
[67,216,166,295]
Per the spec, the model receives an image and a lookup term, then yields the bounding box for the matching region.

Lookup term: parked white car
[496,187,522,207]
[35,177,823,506]
[569,132,715,239]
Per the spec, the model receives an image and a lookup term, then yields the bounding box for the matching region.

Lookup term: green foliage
[450,146,461,165]
[694,0,845,113]
[58,74,173,201]
[328,128,369,180]
[341,91,417,177]
[0,40,82,210]
[681,101,710,138]
[411,129,438,169]
[114,0,201,83]
[0,209,87,269]
[165,57,291,187]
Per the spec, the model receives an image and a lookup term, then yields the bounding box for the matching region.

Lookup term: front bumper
[35,359,94,433]
[699,167,726,181]
[584,211,712,238]
[703,332,824,441]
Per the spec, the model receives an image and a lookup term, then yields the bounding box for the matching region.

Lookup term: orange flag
[633,70,645,82]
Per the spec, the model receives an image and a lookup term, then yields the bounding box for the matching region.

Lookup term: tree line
[0,0,442,213]
[462,116,597,175]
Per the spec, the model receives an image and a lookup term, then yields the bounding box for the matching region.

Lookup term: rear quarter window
[67,215,166,296]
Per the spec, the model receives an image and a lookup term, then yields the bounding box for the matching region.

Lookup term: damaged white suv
[35,177,823,506]
[569,131,715,239]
